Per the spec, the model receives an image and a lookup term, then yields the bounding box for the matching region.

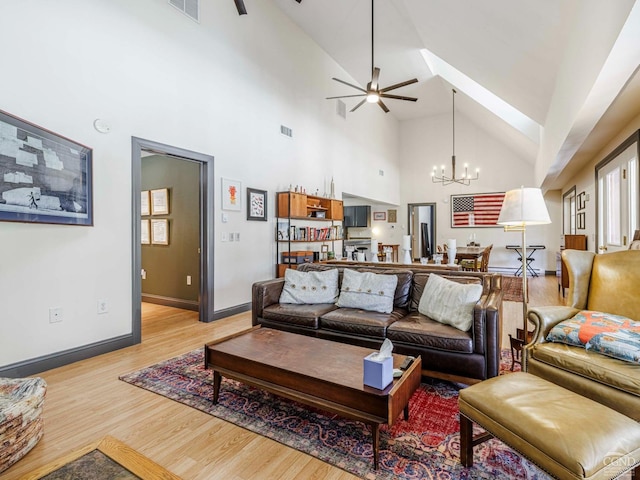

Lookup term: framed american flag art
[451,192,505,228]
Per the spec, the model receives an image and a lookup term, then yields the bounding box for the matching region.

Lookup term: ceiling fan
[234,0,301,16]
[326,0,418,113]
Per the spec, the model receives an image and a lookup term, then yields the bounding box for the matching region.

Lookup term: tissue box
[363,353,393,390]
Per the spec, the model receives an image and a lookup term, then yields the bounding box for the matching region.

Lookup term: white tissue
[369,338,393,361]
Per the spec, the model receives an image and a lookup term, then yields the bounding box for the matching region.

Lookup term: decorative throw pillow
[279,268,339,304]
[336,269,398,314]
[546,311,640,347]
[586,329,640,364]
[417,274,482,332]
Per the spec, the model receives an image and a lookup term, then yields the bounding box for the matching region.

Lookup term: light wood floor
[4,275,564,480]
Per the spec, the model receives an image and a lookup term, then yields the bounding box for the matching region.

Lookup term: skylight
[420,48,541,144]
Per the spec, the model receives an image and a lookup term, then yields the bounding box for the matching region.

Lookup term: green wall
[141,155,200,305]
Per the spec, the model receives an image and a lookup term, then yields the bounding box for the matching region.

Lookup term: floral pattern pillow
[546,311,640,347]
[586,329,640,364]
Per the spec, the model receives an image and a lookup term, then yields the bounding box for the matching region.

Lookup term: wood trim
[142,293,199,311]
[22,435,181,480]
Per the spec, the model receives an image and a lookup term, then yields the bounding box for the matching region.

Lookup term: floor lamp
[497,187,551,345]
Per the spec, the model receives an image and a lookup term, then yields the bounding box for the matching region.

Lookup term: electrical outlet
[141,269,146,279]
[187,275,192,285]
[49,307,63,323]
[97,299,109,315]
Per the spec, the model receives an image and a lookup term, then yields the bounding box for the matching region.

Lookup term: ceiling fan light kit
[432,89,479,186]
[326,0,418,113]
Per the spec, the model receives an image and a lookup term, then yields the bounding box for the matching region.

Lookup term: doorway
[408,203,436,261]
[131,138,215,343]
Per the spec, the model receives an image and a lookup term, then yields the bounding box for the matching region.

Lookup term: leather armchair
[524,249,640,420]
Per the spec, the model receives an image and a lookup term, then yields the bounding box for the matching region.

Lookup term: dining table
[443,245,489,271]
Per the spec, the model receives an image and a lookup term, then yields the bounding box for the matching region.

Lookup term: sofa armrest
[252,278,285,326]
[522,305,580,371]
[527,305,580,344]
[472,279,503,378]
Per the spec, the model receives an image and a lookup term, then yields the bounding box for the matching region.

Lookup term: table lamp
[497,187,551,344]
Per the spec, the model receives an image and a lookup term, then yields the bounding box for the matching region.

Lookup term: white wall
[0,0,400,367]
[399,112,558,273]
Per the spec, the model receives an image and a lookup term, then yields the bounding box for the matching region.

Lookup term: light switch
[222,213,228,223]
[221,232,228,242]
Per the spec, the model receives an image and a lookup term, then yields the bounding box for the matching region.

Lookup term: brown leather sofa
[252,263,503,384]
[524,249,640,420]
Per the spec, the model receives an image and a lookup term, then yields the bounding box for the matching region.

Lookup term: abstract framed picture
[0,109,93,225]
[451,192,505,228]
[221,178,241,211]
[247,187,267,221]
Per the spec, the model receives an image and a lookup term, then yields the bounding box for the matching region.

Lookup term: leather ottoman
[458,372,640,480]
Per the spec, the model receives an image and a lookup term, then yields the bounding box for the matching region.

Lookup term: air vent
[169,0,200,22]
[280,125,293,138]
[336,100,347,119]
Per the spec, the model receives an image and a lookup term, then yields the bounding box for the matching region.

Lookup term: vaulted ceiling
[271,0,640,190]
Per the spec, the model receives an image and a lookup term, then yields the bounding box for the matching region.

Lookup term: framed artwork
[451,192,506,228]
[577,212,586,230]
[373,211,386,221]
[150,188,169,215]
[247,187,267,221]
[141,191,150,216]
[141,219,150,244]
[221,178,241,211]
[151,218,169,245]
[0,109,93,226]
[387,209,397,223]
[577,191,586,211]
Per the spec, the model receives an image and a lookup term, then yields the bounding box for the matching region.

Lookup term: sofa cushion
[355,268,413,309]
[387,312,473,353]
[336,269,398,314]
[262,303,337,329]
[417,274,482,331]
[546,310,640,347]
[529,342,640,397]
[587,329,640,364]
[410,272,484,311]
[279,268,339,305]
[319,307,406,339]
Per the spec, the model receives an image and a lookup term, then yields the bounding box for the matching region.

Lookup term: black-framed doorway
[131,137,215,342]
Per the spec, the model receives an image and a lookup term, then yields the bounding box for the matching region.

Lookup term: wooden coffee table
[204,327,421,469]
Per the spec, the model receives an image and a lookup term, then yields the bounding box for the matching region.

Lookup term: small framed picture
[151,218,169,245]
[387,209,397,223]
[247,187,267,221]
[141,191,150,216]
[141,219,150,244]
[577,212,585,230]
[222,178,241,211]
[373,211,386,221]
[150,188,169,215]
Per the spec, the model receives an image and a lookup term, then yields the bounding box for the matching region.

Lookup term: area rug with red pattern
[119,349,549,479]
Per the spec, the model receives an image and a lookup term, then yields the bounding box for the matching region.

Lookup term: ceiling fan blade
[378,99,390,113]
[350,99,368,112]
[331,77,367,93]
[370,67,380,91]
[380,93,418,102]
[234,0,247,15]
[326,94,366,99]
[379,78,418,92]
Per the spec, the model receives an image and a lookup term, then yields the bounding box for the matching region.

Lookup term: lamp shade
[497,187,551,226]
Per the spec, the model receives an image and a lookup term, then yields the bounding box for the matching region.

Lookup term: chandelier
[431,88,479,186]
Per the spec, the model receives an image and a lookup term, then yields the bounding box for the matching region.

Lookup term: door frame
[407,202,437,259]
[131,137,215,339]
